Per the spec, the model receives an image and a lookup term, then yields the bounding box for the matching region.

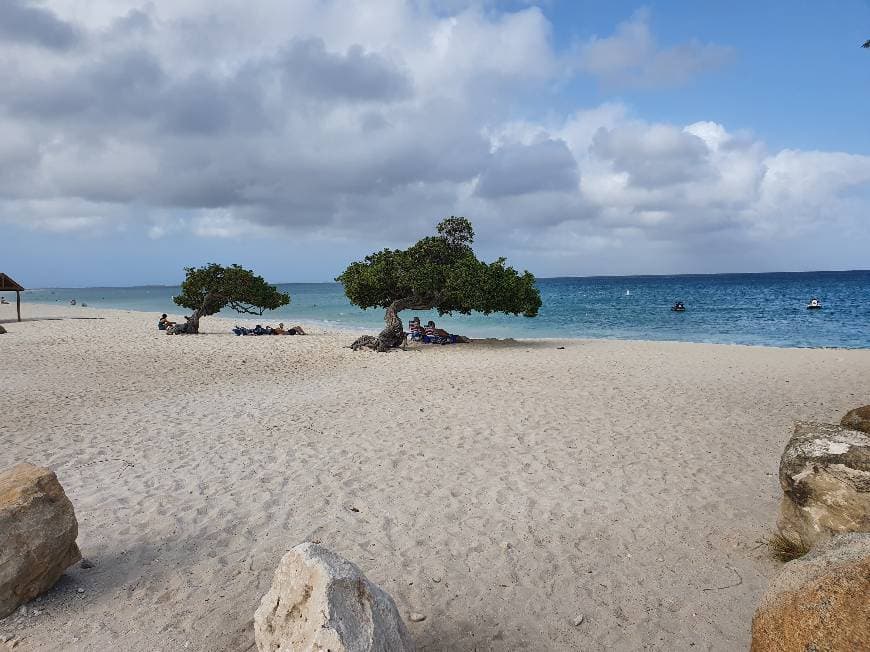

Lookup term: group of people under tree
[338,216,540,351]
[232,323,305,336]
[406,316,469,345]
[159,313,304,336]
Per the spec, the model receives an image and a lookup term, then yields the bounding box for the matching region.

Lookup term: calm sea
[12,270,870,348]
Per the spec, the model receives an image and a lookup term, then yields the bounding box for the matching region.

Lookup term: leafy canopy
[336,216,541,317]
[174,263,290,317]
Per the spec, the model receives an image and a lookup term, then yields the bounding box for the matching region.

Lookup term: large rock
[751,533,870,651]
[254,542,415,652]
[0,463,81,618]
[841,405,870,434]
[777,422,870,548]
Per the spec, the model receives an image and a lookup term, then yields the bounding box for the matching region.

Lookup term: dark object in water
[806,298,822,310]
[671,301,686,312]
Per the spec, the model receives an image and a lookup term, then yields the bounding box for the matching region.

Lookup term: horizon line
[11,268,870,291]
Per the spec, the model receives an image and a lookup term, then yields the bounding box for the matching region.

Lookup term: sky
[2,0,869,287]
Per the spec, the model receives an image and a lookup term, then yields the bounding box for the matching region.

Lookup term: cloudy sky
[2,0,870,287]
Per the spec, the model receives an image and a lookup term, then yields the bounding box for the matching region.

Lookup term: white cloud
[575,8,733,89]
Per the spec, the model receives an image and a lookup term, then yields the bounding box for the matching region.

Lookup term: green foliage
[336,216,541,318]
[174,263,289,317]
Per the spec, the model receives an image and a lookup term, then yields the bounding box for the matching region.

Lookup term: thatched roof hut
[0,273,24,321]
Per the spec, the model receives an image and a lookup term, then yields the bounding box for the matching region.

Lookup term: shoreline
[3,301,868,351]
[10,268,870,349]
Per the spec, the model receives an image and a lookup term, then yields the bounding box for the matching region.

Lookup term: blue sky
[2,0,869,287]
[543,1,870,152]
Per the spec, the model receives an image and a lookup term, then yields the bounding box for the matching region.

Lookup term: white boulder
[777,422,870,547]
[254,542,415,652]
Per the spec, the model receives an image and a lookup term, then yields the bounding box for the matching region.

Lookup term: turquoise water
[10,270,870,348]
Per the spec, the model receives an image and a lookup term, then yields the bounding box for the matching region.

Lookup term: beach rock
[841,405,870,434]
[0,325,6,334]
[750,533,870,651]
[254,542,414,652]
[0,463,81,618]
[776,422,870,548]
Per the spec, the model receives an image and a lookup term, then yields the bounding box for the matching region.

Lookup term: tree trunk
[184,293,219,334]
[187,310,201,334]
[169,308,201,334]
[350,299,420,351]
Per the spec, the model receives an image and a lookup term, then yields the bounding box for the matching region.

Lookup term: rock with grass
[0,463,81,618]
[254,542,415,652]
[841,405,870,434]
[751,533,870,651]
[766,530,811,563]
[776,422,870,548]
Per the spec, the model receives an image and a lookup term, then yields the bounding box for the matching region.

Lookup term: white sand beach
[2,303,869,651]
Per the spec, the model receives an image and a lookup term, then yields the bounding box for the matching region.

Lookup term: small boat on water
[671,301,686,312]
[806,298,822,310]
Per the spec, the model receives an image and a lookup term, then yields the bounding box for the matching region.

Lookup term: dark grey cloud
[110,8,153,35]
[0,0,81,51]
[279,38,413,102]
[160,71,270,135]
[6,49,165,120]
[476,139,578,198]
[3,35,409,138]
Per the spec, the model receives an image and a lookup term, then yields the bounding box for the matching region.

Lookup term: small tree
[336,216,541,350]
[173,263,289,334]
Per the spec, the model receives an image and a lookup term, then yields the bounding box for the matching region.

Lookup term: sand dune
[2,303,869,650]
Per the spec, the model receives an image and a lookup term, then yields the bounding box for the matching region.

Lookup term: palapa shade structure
[0,273,24,321]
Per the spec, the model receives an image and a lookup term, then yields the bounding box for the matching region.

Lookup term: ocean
[13,270,870,348]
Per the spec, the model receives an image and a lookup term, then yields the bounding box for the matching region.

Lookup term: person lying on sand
[232,323,306,336]
[424,320,469,344]
[273,323,305,335]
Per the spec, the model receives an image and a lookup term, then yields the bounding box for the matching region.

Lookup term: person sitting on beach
[407,317,424,341]
[158,314,176,330]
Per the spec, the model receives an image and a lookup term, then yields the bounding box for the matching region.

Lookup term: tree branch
[228,300,266,315]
